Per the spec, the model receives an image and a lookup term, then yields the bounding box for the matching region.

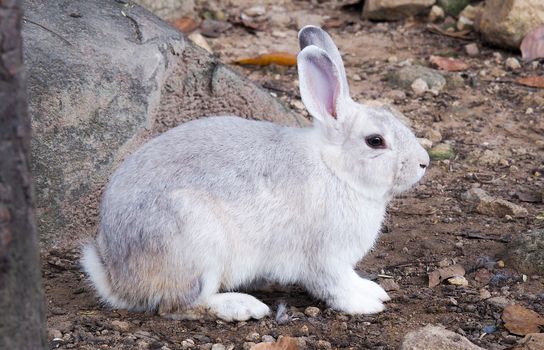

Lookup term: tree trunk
[0,0,46,348]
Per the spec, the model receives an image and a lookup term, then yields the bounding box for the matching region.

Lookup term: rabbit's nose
[419,163,427,169]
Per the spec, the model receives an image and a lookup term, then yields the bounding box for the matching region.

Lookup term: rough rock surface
[363,0,436,21]
[479,0,544,50]
[133,0,195,21]
[462,188,528,218]
[505,230,544,276]
[401,325,485,350]
[23,0,301,247]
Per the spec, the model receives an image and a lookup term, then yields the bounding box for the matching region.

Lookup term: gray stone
[479,0,544,50]
[388,65,446,91]
[505,230,544,276]
[411,78,429,95]
[23,0,301,247]
[401,325,485,350]
[464,43,479,57]
[363,0,436,21]
[505,57,521,70]
[133,0,195,21]
[463,188,528,218]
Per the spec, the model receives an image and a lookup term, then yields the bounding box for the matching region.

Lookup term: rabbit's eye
[365,135,386,149]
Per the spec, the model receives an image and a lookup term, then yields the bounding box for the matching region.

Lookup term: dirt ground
[44,1,544,349]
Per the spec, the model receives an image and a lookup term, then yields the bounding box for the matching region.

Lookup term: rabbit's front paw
[205,292,270,321]
[327,276,390,315]
[355,278,391,302]
[333,292,386,315]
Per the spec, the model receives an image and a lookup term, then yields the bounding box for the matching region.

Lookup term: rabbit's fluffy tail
[81,243,127,309]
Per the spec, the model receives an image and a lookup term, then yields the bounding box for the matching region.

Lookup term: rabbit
[81,25,430,322]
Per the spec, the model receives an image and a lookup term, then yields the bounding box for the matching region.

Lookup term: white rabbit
[81,26,429,321]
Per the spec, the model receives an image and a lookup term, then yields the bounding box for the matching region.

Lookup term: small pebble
[211,344,226,350]
[111,320,130,332]
[316,340,332,350]
[181,339,195,348]
[447,276,468,286]
[505,57,521,70]
[304,306,321,318]
[380,278,400,291]
[464,43,479,57]
[428,5,445,22]
[417,138,433,150]
[483,325,497,334]
[242,342,255,350]
[411,78,428,95]
[48,329,62,340]
[245,332,260,342]
[299,325,310,336]
[261,335,275,343]
[486,296,511,309]
[479,288,491,300]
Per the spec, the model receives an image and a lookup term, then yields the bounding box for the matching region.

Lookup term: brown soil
[44,1,543,349]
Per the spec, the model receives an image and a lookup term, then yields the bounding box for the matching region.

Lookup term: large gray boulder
[23,0,301,248]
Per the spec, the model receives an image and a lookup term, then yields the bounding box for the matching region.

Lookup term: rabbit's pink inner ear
[306,55,340,120]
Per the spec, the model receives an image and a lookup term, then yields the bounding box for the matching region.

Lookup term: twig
[455,231,511,243]
[23,17,72,46]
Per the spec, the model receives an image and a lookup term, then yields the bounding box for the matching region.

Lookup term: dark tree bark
[0,0,46,348]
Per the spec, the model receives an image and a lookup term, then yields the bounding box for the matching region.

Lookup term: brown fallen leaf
[517,76,544,88]
[251,336,300,350]
[430,55,470,72]
[234,52,297,67]
[502,304,544,336]
[171,17,200,34]
[521,25,544,62]
[428,264,465,288]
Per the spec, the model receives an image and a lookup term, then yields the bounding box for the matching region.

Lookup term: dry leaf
[517,76,544,88]
[502,304,544,336]
[428,264,465,288]
[251,336,300,350]
[521,25,544,62]
[172,17,200,34]
[430,55,470,72]
[234,52,297,66]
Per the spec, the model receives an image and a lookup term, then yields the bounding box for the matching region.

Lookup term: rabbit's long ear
[298,45,344,123]
[298,26,349,98]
